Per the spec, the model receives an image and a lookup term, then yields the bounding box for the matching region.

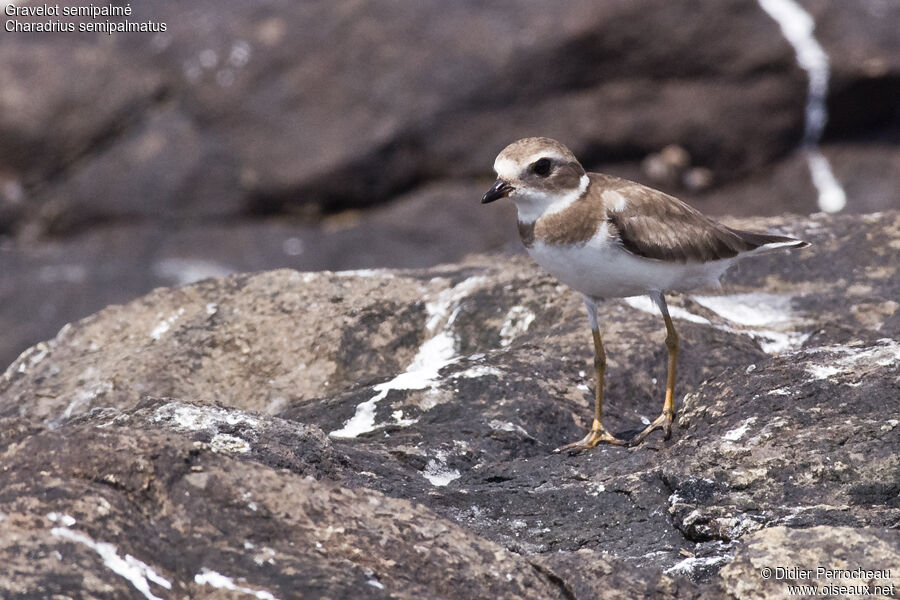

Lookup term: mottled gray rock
[2,0,899,372]
[0,0,803,234]
[720,527,900,599]
[0,37,166,192]
[0,181,521,370]
[1,211,897,597]
[4,0,898,238]
[0,418,568,600]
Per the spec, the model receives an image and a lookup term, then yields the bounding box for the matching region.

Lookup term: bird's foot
[628,409,675,447]
[554,420,626,453]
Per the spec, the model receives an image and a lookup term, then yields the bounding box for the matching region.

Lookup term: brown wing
[595,174,755,263]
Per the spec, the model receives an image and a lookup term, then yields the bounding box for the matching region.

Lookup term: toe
[554,428,624,453]
[554,437,589,454]
[630,412,676,446]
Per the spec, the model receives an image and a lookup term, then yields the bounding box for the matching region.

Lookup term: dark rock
[4,0,891,233]
[1,211,897,596]
[531,550,724,600]
[0,36,166,190]
[0,420,571,599]
[2,0,899,373]
[34,107,246,235]
[800,0,900,139]
[0,0,830,235]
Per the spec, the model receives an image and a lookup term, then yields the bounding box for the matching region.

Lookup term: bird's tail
[728,228,810,255]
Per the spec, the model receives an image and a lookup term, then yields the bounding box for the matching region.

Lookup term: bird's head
[481,137,588,222]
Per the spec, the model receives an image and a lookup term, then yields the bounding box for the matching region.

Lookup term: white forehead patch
[493,150,568,181]
[602,190,628,212]
[493,157,520,181]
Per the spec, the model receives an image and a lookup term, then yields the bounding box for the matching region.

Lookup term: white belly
[527,234,732,299]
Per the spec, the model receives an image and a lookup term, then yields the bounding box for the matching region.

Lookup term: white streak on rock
[9,342,52,378]
[422,450,461,487]
[391,409,418,427]
[588,482,606,497]
[499,306,535,347]
[153,401,260,432]
[329,395,379,439]
[806,149,846,213]
[692,293,809,354]
[757,0,827,141]
[46,512,77,527]
[330,277,486,438]
[757,0,847,212]
[149,307,185,340]
[333,268,392,278]
[724,417,758,442]
[453,365,503,379]
[52,528,172,600]
[807,364,841,380]
[693,293,791,327]
[664,554,730,576]
[623,296,711,325]
[194,568,281,600]
[488,420,533,439]
[210,432,251,454]
[152,402,258,452]
[805,339,900,380]
[56,379,114,425]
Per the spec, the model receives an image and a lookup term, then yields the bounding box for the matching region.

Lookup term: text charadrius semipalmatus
[482,137,809,452]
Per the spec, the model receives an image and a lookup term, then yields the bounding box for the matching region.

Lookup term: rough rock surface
[2,211,898,598]
[0,184,522,372]
[720,527,900,599]
[2,0,899,368]
[1,0,804,231]
[3,0,897,233]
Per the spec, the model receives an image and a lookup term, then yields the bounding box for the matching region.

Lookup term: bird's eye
[532,158,552,177]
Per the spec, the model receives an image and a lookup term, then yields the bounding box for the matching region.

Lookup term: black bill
[481,179,513,204]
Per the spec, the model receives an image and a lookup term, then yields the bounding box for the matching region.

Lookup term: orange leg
[630,293,677,446]
[555,326,625,453]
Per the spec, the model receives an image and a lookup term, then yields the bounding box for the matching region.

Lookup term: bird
[481,137,809,452]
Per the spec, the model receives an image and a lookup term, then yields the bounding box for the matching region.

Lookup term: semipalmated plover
[482,137,809,452]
